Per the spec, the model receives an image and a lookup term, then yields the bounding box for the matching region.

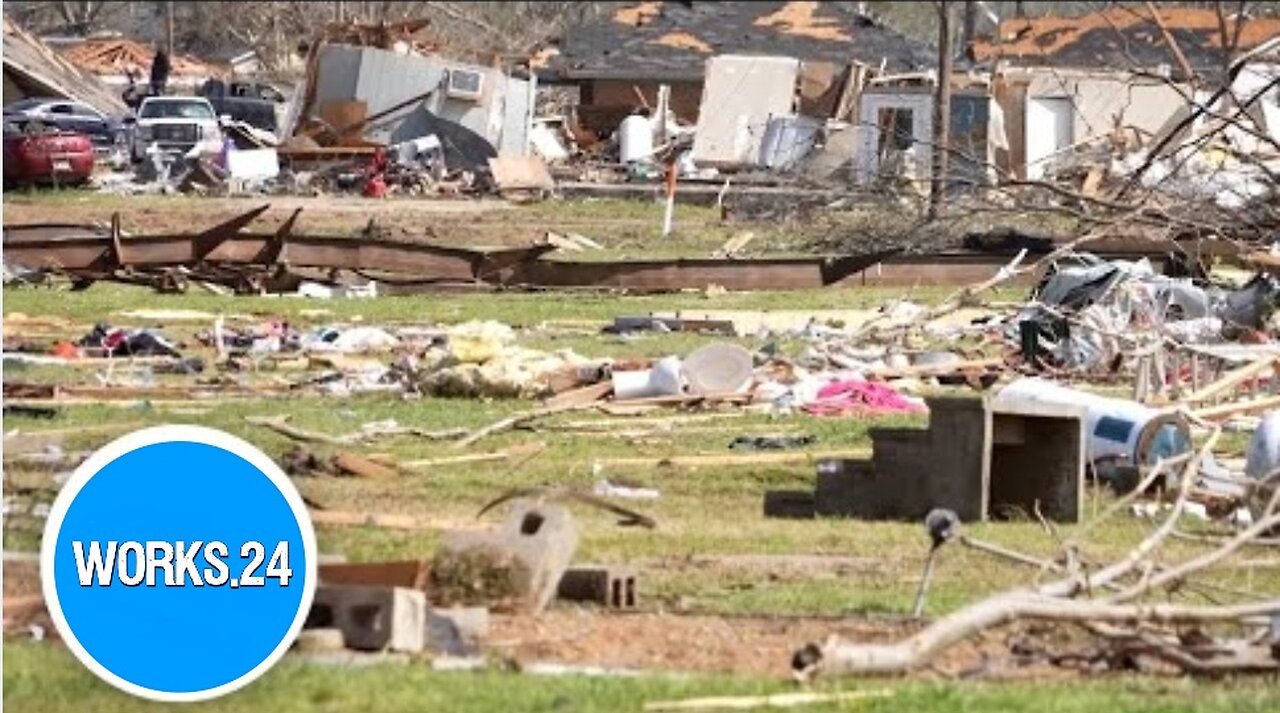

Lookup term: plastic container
[993,378,1191,466]
[682,343,753,395]
[618,114,654,164]
[611,356,684,400]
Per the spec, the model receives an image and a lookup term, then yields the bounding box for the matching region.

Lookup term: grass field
[7,639,1280,713]
[3,197,1277,712]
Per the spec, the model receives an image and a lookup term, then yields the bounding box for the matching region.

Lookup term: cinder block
[306,585,428,652]
[557,565,637,608]
[425,607,490,655]
[763,490,815,518]
[802,396,1083,523]
[438,499,580,612]
[294,627,345,653]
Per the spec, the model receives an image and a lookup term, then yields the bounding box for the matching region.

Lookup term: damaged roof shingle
[971,7,1280,73]
[543,1,935,82]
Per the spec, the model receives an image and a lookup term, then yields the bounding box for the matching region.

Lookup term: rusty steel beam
[7,205,1232,292]
[2,206,901,292]
[4,205,554,285]
[500,252,898,291]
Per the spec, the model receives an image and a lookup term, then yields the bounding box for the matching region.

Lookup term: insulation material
[692,55,800,167]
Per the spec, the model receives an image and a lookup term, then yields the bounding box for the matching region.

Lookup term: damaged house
[2,14,124,115]
[538,1,934,166]
[971,7,1280,181]
[51,37,228,95]
[286,20,535,173]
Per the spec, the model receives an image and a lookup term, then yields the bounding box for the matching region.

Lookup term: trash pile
[1011,254,1280,372]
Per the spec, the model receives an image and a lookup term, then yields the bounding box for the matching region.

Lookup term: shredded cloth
[803,379,927,417]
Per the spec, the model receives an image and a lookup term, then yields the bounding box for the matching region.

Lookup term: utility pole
[336,0,345,22]
[961,0,976,61]
[928,1,953,220]
[165,1,175,56]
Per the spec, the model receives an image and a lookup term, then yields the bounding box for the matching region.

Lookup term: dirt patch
[485,608,1060,679]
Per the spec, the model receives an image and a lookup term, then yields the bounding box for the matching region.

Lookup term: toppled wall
[313,45,533,169]
[691,55,800,166]
[996,69,1189,180]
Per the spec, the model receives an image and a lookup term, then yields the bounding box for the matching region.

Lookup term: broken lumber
[309,510,477,531]
[331,451,399,479]
[246,415,467,444]
[402,443,547,469]
[454,402,597,449]
[1183,355,1279,405]
[1192,394,1280,421]
[248,415,353,446]
[595,449,869,470]
[541,382,612,410]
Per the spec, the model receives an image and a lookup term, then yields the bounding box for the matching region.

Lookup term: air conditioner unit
[445,69,485,101]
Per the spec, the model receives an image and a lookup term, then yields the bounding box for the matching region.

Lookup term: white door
[1025,97,1074,180]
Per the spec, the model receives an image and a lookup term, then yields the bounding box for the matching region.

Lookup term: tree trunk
[928,1,953,220]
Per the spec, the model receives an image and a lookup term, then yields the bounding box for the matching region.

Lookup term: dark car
[2,98,122,156]
[3,119,96,188]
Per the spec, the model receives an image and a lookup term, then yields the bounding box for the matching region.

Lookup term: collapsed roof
[2,14,125,114]
[971,7,1280,74]
[540,1,936,82]
[57,39,226,79]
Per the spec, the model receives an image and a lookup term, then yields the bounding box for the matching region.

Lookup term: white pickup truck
[130,96,224,163]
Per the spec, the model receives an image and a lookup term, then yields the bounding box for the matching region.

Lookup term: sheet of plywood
[798,61,842,118]
[318,99,368,139]
[488,155,554,191]
[692,55,799,167]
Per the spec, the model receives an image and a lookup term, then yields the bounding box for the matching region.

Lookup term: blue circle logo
[40,425,317,702]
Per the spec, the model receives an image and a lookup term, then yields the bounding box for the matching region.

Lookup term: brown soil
[487,608,1047,679]
[2,196,663,248]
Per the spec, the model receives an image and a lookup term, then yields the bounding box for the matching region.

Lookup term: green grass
[5,641,1279,713]
[5,277,1277,712]
[3,281,994,327]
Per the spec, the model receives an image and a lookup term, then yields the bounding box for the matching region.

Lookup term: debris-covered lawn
[4,271,1279,711]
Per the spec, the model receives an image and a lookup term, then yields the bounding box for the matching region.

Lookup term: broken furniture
[773,396,1086,523]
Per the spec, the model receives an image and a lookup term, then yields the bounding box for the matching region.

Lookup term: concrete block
[306,585,428,652]
[806,396,1083,523]
[557,565,637,608]
[763,490,815,518]
[294,628,345,653]
[425,607,489,655]
[437,499,579,612]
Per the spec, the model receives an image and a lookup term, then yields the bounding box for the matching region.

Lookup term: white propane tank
[992,378,1190,466]
[618,114,654,163]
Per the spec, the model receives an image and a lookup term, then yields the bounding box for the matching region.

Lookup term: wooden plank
[1192,394,1280,421]
[541,382,612,410]
[1183,355,1279,404]
[488,156,555,192]
[402,442,546,469]
[595,448,870,470]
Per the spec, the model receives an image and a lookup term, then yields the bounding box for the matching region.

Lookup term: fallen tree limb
[796,594,1280,678]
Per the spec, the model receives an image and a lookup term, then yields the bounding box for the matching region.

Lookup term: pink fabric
[803,379,927,417]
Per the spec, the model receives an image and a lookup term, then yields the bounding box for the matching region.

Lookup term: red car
[3,120,95,188]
